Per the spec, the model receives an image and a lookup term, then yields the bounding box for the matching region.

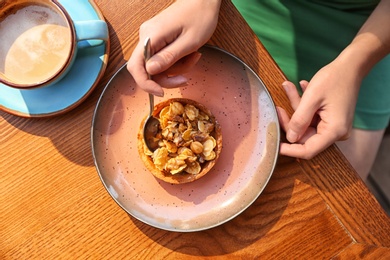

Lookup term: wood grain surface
[1,0,389,259]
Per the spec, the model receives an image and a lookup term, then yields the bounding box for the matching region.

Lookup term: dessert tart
[138,98,222,184]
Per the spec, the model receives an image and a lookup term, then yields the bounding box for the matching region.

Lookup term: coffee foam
[0,4,72,85]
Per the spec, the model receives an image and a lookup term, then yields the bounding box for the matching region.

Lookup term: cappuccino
[0,3,72,85]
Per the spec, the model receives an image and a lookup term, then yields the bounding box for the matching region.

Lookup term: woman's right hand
[127,0,222,97]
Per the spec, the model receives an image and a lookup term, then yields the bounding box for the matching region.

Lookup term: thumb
[146,36,201,75]
[146,49,178,75]
[165,51,202,76]
[286,95,320,143]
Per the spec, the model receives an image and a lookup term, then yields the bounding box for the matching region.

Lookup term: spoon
[142,37,160,152]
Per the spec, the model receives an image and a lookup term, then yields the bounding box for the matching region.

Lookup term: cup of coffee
[0,0,108,89]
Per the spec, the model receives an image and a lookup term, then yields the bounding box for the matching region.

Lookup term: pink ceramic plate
[92,46,280,232]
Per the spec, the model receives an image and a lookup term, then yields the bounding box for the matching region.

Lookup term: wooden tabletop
[1,0,389,258]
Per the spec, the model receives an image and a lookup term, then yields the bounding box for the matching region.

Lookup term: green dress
[232,0,390,130]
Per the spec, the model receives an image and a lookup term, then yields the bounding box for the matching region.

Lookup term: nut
[190,141,203,154]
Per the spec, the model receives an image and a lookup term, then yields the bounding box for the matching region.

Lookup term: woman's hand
[278,0,390,159]
[127,0,222,97]
[277,59,361,159]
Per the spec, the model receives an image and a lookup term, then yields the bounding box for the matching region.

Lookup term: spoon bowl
[143,93,160,151]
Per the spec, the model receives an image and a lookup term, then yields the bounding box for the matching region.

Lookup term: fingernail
[282,82,289,92]
[154,90,164,97]
[159,75,188,89]
[287,129,298,143]
[167,75,188,85]
[191,51,202,64]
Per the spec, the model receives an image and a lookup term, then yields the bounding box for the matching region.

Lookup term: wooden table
[1,0,389,258]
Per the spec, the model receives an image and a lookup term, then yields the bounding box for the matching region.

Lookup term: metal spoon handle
[144,37,153,117]
[148,93,154,116]
[144,37,152,79]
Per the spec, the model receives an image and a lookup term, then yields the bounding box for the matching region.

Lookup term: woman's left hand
[277,60,361,159]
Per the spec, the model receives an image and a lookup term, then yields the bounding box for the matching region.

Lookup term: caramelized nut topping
[149,101,218,175]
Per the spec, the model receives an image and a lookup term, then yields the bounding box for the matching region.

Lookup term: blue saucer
[0,0,109,117]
